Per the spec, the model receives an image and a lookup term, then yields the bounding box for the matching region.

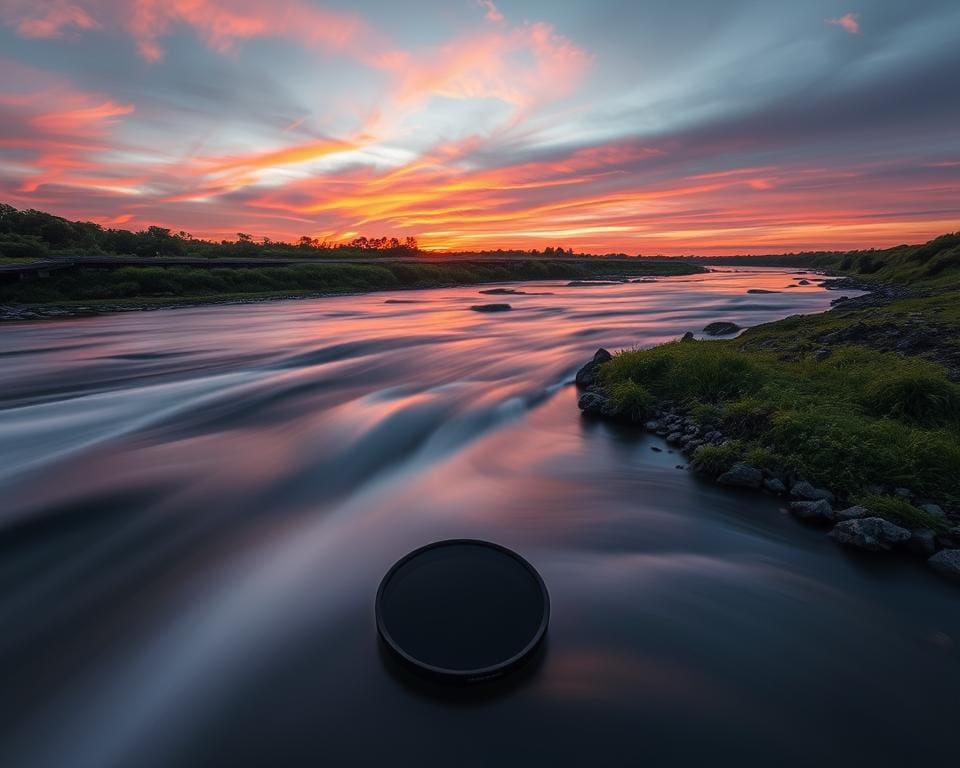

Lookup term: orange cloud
[827,12,860,35]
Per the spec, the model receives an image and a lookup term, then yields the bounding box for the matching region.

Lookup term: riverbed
[1,269,957,767]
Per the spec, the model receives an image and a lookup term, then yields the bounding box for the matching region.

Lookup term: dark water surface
[1,270,957,767]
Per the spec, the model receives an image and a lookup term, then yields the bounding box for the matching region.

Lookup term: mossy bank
[577,232,960,581]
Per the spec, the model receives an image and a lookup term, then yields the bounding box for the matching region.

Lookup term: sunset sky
[1,0,958,254]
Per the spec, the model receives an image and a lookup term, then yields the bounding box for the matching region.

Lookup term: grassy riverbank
[593,232,960,523]
[0,258,702,315]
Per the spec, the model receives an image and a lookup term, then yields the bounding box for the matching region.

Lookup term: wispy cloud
[478,0,505,23]
[827,12,861,35]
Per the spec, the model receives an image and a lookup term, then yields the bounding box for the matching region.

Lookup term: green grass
[601,337,960,504]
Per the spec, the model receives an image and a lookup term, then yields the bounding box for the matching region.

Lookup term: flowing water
[0,270,957,767]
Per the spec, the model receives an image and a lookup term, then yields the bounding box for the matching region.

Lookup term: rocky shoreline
[575,346,960,582]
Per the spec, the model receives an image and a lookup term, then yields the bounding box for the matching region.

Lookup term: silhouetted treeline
[0,204,614,261]
[0,204,424,260]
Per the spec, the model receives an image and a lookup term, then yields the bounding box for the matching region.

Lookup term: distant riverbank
[0,257,704,322]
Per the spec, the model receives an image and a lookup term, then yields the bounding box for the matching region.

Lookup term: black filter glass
[376,540,549,681]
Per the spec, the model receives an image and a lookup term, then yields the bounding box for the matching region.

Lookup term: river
[0,269,957,767]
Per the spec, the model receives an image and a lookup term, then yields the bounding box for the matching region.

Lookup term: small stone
[470,303,512,312]
[650,446,662,453]
[644,420,660,431]
[791,481,835,503]
[906,529,938,557]
[927,550,960,579]
[789,499,834,522]
[717,464,764,489]
[829,517,912,552]
[920,504,946,520]
[894,487,914,500]
[666,432,683,445]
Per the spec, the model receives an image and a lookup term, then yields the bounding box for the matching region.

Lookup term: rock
[746,289,780,294]
[797,279,811,285]
[666,432,684,445]
[566,280,620,287]
[828,517,912,552]
[702,321,742,336]
[470,303,512,312]
[920,504,946,520]
[791,481,834,503]
[814,348,831,361]
[834,505,868,522]
[717,464,763,488]
[894,487,914,500]
[680,331,695,342]
[927,550,960,579]
[644,420,660,431]
[479,288,522,295]
[578,391,610,417]
[650,446,662,452]
[575,348,613,390]
[764,477,786,494]
[907,529,938,557]
[789,499,834,522]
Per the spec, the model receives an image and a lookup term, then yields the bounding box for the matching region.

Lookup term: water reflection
[1,270,958,767]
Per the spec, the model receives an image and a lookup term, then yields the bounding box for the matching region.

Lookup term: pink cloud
[478,0,505,23]
[827,12,861,35]
[3,0,375,62]
[3,0,100,39]
[389,21,592,111]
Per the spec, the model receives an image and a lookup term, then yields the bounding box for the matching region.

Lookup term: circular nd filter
[376,540,549,682]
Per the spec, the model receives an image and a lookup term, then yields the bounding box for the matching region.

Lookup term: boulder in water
[703,321,741,336]
[575,348,613,390]
[470,303,512,312]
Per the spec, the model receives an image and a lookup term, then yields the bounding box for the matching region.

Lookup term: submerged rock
[829,517,911,552]
[789,499,834,522]
[703,321,742,336]
[791,481,835,503]
[717,463,763,488]
[575,348,613,390]
[907,528,938,557]
[470,303,512,312]
[928,549,960,579]
[746,289,780,294]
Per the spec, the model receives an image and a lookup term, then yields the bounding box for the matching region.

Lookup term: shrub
[691,442,742,476]
[863,368,960,426]
[608,380,653,421]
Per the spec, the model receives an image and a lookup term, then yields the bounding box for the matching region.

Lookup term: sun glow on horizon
[1,0,958,255]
